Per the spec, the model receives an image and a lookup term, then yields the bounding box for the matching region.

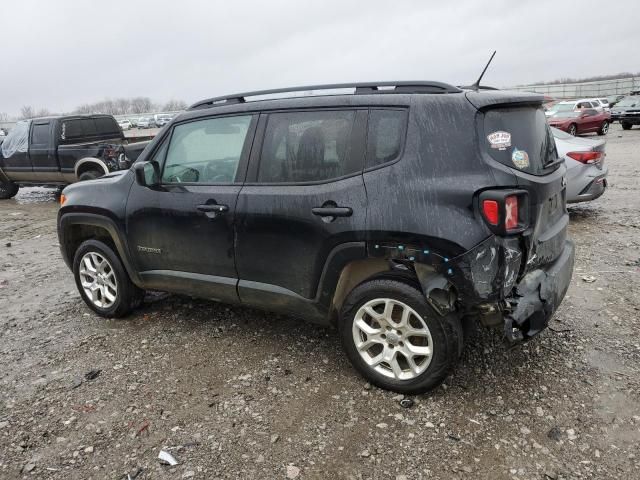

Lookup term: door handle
[311,206,352,217]
[197,204,229,213]
[196,203,229,219]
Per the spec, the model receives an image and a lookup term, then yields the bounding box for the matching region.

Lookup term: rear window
[483,107,558,176]
[94,117,120,135]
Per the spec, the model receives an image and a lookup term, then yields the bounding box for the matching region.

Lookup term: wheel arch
[74,158,109,179]
[58,213,142,286]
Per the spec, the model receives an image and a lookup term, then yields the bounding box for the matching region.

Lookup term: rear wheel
[78,169,104,181]
[340,278,462,394]
[568,124,578,136]
[598,121,609,135]
[0,180,19,199]
[621,122,632,130]
[73,239,143,317]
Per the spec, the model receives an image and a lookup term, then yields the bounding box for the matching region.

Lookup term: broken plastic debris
[581,275,596,283]
[399,398,414,408]
[84,369,101,381]
[158,449,178,466]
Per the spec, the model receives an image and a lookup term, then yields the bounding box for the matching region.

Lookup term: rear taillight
[505,195,519,230]
[567,151,602,164]
[482,200,499,225]
[479,190,528,235]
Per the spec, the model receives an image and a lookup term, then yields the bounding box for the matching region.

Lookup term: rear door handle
[196,203,229,218]
[311,207,352,217]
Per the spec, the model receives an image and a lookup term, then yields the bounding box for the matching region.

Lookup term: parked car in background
[118,119,132,131]
[545,99,600,117]
[592,98,610,111]
[610,95,640,130]
[153,114,173,127]
[551,127,607,203]
[607,94,626,107]
[57,81,575,394]
[137,117,153,129]
[0,115,148,199]
[547,108,610,136]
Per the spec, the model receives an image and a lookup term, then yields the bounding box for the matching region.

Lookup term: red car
[547,108,611,136]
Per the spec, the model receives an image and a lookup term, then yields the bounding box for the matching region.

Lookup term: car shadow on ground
[95,290,571,399]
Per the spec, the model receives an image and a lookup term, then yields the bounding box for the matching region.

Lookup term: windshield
[616,97,639,107]
[551,103,575,113]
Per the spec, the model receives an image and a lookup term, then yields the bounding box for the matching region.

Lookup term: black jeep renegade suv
[57,81,575,394]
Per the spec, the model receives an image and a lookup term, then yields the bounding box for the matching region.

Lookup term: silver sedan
[551,127,608,203]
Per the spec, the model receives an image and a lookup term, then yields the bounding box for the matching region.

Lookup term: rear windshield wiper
[544,157,565,170]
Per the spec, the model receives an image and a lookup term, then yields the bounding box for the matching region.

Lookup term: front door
[235,109,368,314]
[126,114,257,303]
[29,121,59,178]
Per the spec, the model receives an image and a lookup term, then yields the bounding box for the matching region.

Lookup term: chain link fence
[509,76,640,100]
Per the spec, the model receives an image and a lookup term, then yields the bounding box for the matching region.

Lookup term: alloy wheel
[352,298,434,381]
[79,252,118,308]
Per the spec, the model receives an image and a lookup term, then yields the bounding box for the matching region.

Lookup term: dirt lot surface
[1,124,639,479]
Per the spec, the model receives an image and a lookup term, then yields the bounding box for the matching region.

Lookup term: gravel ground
[1,124,639,479]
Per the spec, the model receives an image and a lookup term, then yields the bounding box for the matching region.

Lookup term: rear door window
[366,109,407,168]
[483,107,558,176]
[257,110,361,183]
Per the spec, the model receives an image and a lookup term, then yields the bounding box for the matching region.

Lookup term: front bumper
[612,113,640,123]
[504,240,575,342]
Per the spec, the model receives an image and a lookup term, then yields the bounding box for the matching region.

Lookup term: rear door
[235,109,368,312]
[126,114,257,303]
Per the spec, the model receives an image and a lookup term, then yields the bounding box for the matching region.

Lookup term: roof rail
[188,81,463,110]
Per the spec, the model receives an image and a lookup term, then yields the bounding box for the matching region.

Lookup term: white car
[545,99,601,116]
[118,119,132,131]
[551,127,607,203]
[591,98,610,112]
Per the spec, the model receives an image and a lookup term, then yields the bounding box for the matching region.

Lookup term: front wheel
[78,169,104,182]
[339,278,462,394]
[598,121,609,135]
[621,122,632,130]
[73,239,144,317]
[0,180,19,199]
[568,124,578,136]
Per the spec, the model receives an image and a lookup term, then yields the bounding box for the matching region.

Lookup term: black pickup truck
[0,114,149,199]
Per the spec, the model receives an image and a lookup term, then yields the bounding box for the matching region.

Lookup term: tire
[78,169,104,182]
[73,239,144,318]
[339,278,463,394]
[568,124,577,136]
[0,180,19,199]
[621,122,632,130]
[598,121,609,136]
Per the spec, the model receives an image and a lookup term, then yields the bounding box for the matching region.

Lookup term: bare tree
[20,105,36,119]
[130,97,154,114]
[0,112,9,122]
[163,99,188,111]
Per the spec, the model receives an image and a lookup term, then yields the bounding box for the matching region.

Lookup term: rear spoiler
[465,90,545,110]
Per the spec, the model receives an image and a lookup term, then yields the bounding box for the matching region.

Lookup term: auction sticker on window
[511,148,530,169]
[487,131,511,150]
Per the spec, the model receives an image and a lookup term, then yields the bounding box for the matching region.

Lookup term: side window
[63,119,83,141]
[366,109,407,168]
[161,115,252,184]
[258,110,359,183]
[31,123,50,145]
[83,119,97,137]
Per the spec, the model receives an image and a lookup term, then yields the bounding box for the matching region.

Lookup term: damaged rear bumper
[440,236,574,343]
[504,239,575,342]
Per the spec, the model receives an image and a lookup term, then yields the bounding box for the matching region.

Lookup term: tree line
[5,97,188,121]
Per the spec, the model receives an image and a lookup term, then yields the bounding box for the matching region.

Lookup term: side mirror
[134,161,160,187]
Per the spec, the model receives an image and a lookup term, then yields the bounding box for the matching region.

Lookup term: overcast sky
[1,0,637,116]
